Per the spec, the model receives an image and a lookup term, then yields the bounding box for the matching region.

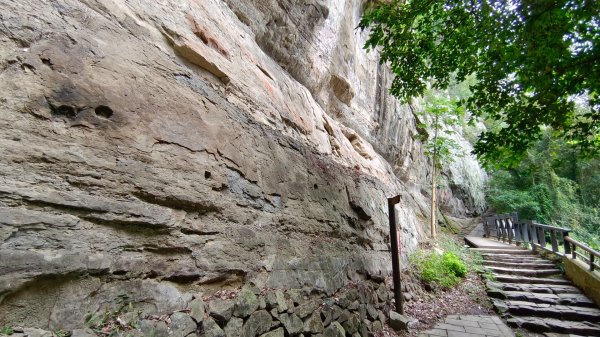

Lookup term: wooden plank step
[506,316,600,335]
[486,266,561,277]
[484,260,556,269]
[500,300,600,322]
[492,275,572,285]
[486,281,582,295]
[486,290,596,308]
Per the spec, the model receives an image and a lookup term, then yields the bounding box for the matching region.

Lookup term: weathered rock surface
[323,321,346,337]
[202,318,226,337]
[171,312,198,337]
[234,286,260,318]
[0,0,485,330]
[242,310,272,337]
[209,298,235,324]
[388,311,417,331]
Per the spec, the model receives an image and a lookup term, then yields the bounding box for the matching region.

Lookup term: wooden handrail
[565,236,600,272]
[485,212,599,272]
[486,214,571,255]
[527,222,572,232]
[565,236,600,255]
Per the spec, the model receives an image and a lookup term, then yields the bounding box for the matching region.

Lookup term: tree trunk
[430,162,437,239]
[430,115,439,240]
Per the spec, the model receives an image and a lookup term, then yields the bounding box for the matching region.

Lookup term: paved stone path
[418,315,515,337]
[465,229,600,336]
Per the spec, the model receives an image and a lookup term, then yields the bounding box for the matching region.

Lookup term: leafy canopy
[486,129,600,248]
[417,97,464,169]
[359,0,600,167]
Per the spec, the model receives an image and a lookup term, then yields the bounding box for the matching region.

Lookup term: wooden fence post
[563,232,571,255]
[388,195,403,314]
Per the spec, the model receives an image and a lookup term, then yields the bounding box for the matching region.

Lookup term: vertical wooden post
[496,218,501,240]
[550,230,558,253]
[507,218,514,244]
[430,165,437,240]
[531,222,539,250]
[590,255,595,272]
[522,221,530,245]
[539,227,547,248]
[563,232,571,255]
[388,195,403,314]
[514,222,522,246]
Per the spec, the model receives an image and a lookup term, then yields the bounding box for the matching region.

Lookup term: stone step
[506,316,600,335]
[495,300,600,322]
[481,252,545,258]
[484,260,556,269]
[472,248,535,255]
[482,253,548,262]
[486,266,562,277]
[485,259,553,266]
[486,290,596,308]
[492,275,572,285]
[486,281,582,295]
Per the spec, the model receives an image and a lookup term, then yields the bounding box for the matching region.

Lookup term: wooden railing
[484,213,600,272]
[565,236,600,272]
[483,213,519,243]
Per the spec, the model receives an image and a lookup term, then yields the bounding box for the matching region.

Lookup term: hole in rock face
[41,58,53,68]
[56,105,76,118]
[205,171,211,179]
[314,184,318,189]
[94,105,113,118]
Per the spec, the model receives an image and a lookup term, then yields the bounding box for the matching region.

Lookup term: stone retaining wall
[563,257,600,307]
[6,278,416,337]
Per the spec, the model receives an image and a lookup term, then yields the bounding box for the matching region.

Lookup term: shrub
[443,252,467,277]
[412,250,468,289]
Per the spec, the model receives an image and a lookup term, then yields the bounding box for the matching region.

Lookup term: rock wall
[0,0,485,332]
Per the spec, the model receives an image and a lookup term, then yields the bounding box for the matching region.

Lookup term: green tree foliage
[487,130,600,248]
[419,98,464,169]
[359,0,600,167]
[417,96,464,238]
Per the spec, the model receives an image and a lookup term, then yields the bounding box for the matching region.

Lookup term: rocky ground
[384,271,493,337]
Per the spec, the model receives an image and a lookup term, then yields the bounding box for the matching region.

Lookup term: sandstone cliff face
[0,0,485,330]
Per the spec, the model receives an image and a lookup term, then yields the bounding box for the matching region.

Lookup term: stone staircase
[472,247,600,336]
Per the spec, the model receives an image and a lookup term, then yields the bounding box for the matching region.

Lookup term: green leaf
[360,0,600,168]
